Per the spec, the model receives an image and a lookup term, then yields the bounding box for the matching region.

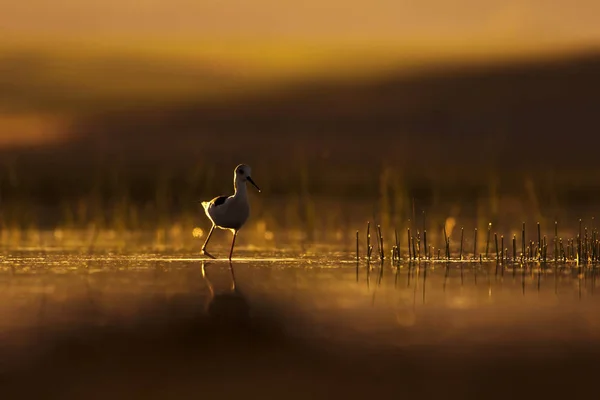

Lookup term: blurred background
[1,0,600,242]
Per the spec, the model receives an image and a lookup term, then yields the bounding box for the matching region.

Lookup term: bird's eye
[237,169,244,175]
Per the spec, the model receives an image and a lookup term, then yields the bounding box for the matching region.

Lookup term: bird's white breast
[208,196,250,231]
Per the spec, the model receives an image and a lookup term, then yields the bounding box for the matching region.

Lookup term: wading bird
[201,164,261,260]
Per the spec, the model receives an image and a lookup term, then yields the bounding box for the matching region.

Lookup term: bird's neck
[233,179,247,198]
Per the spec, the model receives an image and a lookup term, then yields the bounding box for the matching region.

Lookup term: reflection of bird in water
[201,164,261,260]
[201,261,250,324]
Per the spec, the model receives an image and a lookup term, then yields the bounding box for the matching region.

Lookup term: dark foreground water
[0,245,599,399]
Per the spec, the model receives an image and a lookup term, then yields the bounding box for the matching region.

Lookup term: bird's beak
[247,176,261,192]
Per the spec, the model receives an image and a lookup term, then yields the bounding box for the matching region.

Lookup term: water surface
[0,247,599,399]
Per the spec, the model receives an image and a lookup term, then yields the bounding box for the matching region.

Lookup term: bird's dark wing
[210,196,228,207]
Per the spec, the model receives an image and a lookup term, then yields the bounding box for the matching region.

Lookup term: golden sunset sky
[2,0,600,44]
[1,1,599,149]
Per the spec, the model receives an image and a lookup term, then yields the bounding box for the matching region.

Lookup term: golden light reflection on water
[0,250,598,354]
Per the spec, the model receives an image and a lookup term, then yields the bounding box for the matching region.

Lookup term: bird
[200,164,261,260]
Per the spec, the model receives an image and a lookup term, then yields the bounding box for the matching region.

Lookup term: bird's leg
[201,225,217,259]
[228,230,238,261]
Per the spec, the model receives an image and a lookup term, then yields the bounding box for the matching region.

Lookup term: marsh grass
[0,158,597,256]
[357,214,600,280]
[459,227,464,261]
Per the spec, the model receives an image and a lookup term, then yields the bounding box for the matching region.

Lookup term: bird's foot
[201,248,217,259]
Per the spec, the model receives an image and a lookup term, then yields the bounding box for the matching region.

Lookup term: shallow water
[0,246,599,398]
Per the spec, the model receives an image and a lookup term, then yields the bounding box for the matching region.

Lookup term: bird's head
[234,164,261,192]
